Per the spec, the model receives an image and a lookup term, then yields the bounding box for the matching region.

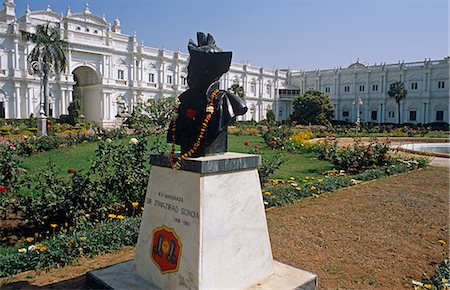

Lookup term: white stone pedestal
[87,153,317,290]
[135,153,273,289]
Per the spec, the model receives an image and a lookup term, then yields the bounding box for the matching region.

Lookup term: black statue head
[187,32,232,89]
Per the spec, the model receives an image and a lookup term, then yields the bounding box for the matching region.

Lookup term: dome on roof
[348,61,367,69]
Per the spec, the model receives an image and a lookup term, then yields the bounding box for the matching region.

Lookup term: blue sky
[15,0,449,70]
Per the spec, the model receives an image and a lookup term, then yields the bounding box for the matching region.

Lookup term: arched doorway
[72,66,102,123]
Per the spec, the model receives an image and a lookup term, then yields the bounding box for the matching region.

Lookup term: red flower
[254,144,259,149]
[186,108,197,119]
[271,141,277,145]
[0,186,6,193]
[68,169,76,174]
[243,140,249,146]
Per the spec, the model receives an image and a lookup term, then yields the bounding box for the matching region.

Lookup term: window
[117,70,124,80]
[278,110,283,117]
[344,85,350,92]
[411,82,418,90]
[266,84,271,94]
[436,110,444,121]
[325,86,331,93]
[167,75,172,84]
[372,84,378,91]
[388,111,395,118]
[181,76,187,86]
[0,101,4,118]
[149,73,155,83]
[438,81,445,89]
[371,111,377,121]
[49,106,53,118]
[359,85,365,92]
[250,83,256,95]
[409,111,417,121]
[343,111,349,118]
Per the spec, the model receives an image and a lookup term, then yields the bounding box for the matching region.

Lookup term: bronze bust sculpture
[167,32,247,168]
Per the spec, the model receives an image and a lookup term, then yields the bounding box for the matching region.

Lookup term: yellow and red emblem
[151,225,182,274]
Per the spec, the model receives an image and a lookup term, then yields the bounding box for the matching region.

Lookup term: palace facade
[0,0,448,126]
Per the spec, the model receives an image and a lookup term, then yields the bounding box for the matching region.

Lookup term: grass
[18,134,334,180]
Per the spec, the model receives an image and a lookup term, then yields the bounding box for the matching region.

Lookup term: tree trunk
[43,68,49,116]
[397,101,401,124]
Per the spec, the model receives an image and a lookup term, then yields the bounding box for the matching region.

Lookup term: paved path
[429,156,450,167]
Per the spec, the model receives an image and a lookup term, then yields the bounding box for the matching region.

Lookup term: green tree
[229,84,245,99]
[290,90,334,125]
[387,81,407,124]
[266,108,276,124]
[67,99,82,125]
[22,23,69,116]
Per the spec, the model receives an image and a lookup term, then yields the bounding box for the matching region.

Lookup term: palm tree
[22,23,68,116]
[387,81,407,124]
[229,84,245,100]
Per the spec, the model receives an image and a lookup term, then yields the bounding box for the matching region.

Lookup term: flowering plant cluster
[315,138,392,172]
[0,215,141,278]
[0,127,126,157]
[261,154,428,208]
[16,136,149,230]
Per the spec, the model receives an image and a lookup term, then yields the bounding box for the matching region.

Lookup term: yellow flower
[295,187,302,191]
[424,284,433,289]
[36,244,46,252]
[310,186,317,191]
[141,207,145,211]
[116,215,125,220]
[79,237,87,241]
[317,179,323,183]
[26,237,34,243]
[50,223,57,228]
[131,202,139,208]
[18,248,27,253]
[265,192,271,196]
[438,239,447,245]
[305,176,310,179]
[302,179,308,183]
[108,214,117,219]
[313,194,320,198]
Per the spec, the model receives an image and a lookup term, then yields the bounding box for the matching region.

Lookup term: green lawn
[19,134,333,180]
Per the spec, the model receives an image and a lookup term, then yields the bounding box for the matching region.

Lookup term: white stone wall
[0,1,447,126]
[287,59,450,124]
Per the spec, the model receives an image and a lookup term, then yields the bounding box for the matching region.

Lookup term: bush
[315,138,391,172]
[129,97,178,134]
[18,135,150,229]
[262,124,294,150]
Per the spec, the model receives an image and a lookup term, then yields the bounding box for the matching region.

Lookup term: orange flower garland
[169,88,220,169]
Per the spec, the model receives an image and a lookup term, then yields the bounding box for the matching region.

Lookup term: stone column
[15,85,20,118]
[61,89,66,115]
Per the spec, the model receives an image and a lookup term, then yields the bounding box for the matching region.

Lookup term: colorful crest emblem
[151,225,182,274]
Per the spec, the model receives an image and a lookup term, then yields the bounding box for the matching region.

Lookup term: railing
[115,79,127,85]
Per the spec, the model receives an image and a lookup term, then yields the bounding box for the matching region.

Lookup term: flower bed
[262,155,429,208]
[0,216,141,278]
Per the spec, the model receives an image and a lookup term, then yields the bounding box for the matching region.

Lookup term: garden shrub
[262,124,294,150]
[130,97,178,134]
[315,138,391,172]
[18,135,150,229]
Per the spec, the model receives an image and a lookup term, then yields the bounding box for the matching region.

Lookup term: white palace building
[0,1,448,126]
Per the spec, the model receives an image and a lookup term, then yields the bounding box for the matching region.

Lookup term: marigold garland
[169,88,220,169]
